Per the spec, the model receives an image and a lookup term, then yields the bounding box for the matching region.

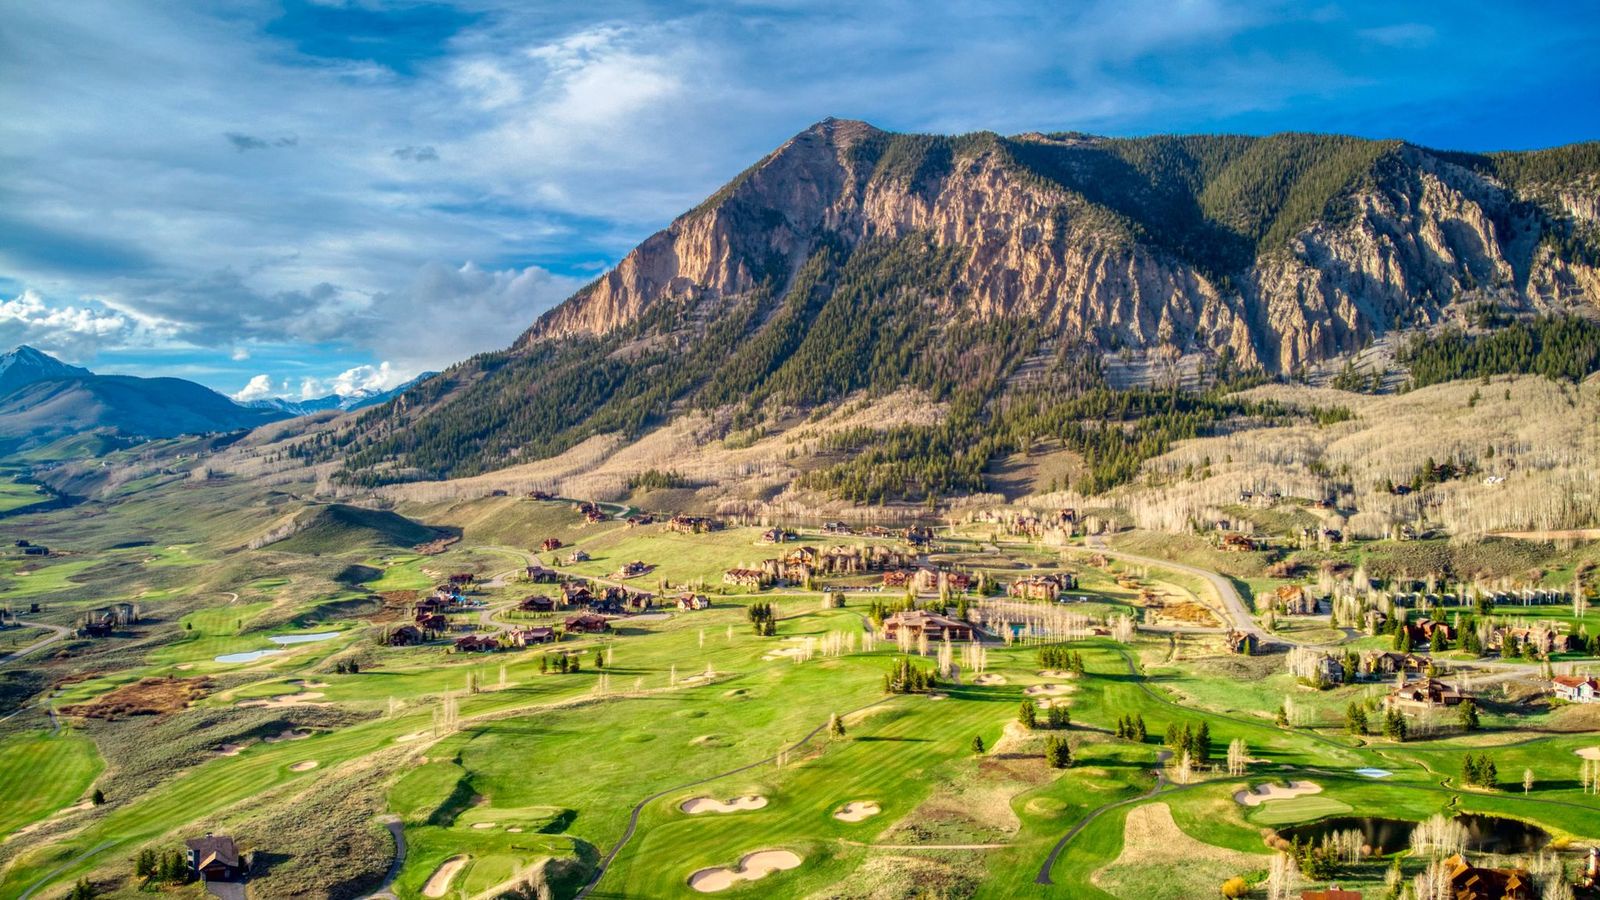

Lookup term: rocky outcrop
[527,120,1600,372]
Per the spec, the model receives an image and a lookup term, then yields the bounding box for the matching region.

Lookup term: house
[1008,573,1073,602]
[448,573,475,586]
[676,593,709,611]
[882,570,911,588]
[386,625,426,646]
[561,582,594,606]
[614,560,651,579]
[1361,650,1425,679]
[1492,624,1573,655]
[1552,675,1600,703]
[1442,854,1532,900]
[881,610,974,643]
[540,538,563,552]
[1271,584,1319,615]
[519,596,555,613]
[1226,630,1258,655]
[1314,655,1346,684]
[760,527,797,544]
[823,521,853,535]
[565,549,591,564]
[723,568,768,589]
[1301,890,1362,900]
[1403,618,1453,647]
[904,526,934,547]
[564,614,610,634]
[1220,532,1262,552]
[1387,678,1464,709]
[509,627,556,647]
[527,490,556,500]
[186,834,244,882]
[525,565,558,583]
[415,613,448,631]
[625,514,655,526]
[455,635,499,652]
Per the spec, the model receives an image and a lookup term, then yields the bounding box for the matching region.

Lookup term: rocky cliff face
[528,120,1600,372]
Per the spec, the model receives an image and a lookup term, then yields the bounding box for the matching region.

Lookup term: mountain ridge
[281,122,1600,486]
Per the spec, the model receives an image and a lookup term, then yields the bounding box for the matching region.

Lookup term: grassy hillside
[264,504,442,555]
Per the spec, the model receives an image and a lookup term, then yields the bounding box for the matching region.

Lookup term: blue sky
[1,0,1597,399]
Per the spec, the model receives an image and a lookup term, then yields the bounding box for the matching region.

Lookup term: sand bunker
[1039,669,1074,678]
[395,731,426,743]
[1234,780,1321,807]
[423,855,469,898]
[471,822,496,829]
[834,801,881,822]
[1024,683,1073,697]
[262,728,313,743]
[761,647,807,661]
[973,674,1007,685]
[237,691,328,709]
[214,743,246,756]
[688,850,803,893]
[506,827,523,833]
[927,692,948,700]
[681,795,769,815]
[1576,747,1600,761]
[289,760,319,772]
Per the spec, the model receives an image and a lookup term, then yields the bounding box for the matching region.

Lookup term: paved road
[1080,535,1280,647]
[0,619,73,667]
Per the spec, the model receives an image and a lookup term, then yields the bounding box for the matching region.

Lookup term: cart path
[360,816,406,900]
[1081,535,1276,647]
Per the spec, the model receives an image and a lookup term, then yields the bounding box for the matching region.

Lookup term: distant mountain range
[316,120,1600,486]
[0,346,425,453]
[241,372,435,418]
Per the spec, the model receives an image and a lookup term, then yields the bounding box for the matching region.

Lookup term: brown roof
[185,834,240,868]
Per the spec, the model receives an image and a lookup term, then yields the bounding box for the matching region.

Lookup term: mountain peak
[0,345,92,397]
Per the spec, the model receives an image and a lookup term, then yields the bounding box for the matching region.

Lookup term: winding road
[1081,535,1280,647]
[0,619,73,667]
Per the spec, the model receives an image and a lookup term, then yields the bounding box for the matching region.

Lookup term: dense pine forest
[1399,317,1600,388]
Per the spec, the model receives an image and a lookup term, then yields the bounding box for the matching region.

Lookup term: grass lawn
[0,728,103,836]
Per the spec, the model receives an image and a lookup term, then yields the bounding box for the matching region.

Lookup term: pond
[267,631,341,645]
[215,631,341,662]
[1279,815,1553,856]
[214,649,284,664]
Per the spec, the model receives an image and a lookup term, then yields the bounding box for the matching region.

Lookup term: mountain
[318,120,1600,487]
[0,348,292,451]
[0,375,291,449]
[0,345,92,397]
[243,372,437,418]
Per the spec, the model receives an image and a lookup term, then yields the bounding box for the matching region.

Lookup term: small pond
[215,649,285,664]
[215,631,340,662]
[268,631,341,645]
[1280,815,1552,856]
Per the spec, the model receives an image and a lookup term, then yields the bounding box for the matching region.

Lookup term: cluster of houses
[1299,853,1553,900]
[14,539,49,557]
[666,515,722,534]
[724,544,921,589]
[1264,585,1323,615]
[967,507,1077,540]
[574,501,608,525]
[1219,532,1267,552]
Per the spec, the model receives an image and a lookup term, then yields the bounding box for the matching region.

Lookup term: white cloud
[230,346,251,361]
[300,362,405,400]
[0,289,134,361]
[231,373,276,401]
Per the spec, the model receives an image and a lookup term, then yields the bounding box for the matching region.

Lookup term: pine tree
[1019,699,1037,729]
[971,734,985,753]
[828,712,846,740]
